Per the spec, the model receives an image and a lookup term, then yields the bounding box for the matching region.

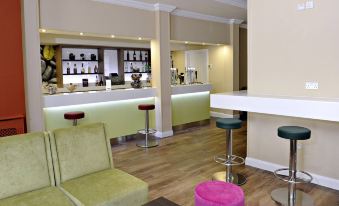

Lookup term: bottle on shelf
[126,50,130,61]
[88,65,92,73]
[133,50,137,61]
[66,63,70,74]
[99,76,104,86]
[73,64,77,74]
[130,62,133,72]
[94,65,98,73]
[95,75,99,86]
[139,51,142,61]
[81,63,85,74]
[145,52,148,62]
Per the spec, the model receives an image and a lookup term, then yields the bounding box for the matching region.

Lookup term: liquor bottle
[88,65,92,73]
[81,63,85,74]
[139,51,142,61]
[73,64,77,74]
[95,75,99,86]
[145,52,148,62]
[130,62,133,72]
[94,65,98,73]
[126,51,130,61]
[99,76,104,86]
[133,50,137,61]
[66,63,70,74]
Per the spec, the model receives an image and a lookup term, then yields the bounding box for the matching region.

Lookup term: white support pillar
[151,4,176,138]
[21,0,44,131]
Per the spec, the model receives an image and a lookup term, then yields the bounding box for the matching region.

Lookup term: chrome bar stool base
[271,188,314,206]
[212,171,247,186]
[136,138,158,148]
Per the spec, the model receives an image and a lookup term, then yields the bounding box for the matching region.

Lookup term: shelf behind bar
[124,60,149,62]
[62,59,98,62]
[63,73,103,75]
[124,72,151,74]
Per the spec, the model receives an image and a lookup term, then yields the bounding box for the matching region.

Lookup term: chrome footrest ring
[214,154,245,166]
[273,168,313,184]
[137,129,156,135]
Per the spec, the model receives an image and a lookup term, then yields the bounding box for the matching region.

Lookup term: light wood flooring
[110,120,339,206]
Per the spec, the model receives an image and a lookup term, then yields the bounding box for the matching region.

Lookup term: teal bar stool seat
[213,118,246,186]
[271,126,313,206]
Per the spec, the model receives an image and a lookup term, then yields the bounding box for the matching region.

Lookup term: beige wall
[248,0,339,180]
[239,28,247,90]
[248,0,339,98]
[39,0,155,39]
[170,15,230,45]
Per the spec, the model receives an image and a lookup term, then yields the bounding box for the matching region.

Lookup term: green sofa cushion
[51,123,112,183]
[0,132,54,199]
[61,169,148,206]
[0,187,74,206]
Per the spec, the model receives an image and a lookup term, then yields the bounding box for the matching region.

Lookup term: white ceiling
[134,0,247,20]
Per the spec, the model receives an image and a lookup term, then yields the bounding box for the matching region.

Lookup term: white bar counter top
[211,91,339,122]
[43,87,156,108]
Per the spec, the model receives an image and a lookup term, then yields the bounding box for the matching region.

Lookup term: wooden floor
[111,120,339,206]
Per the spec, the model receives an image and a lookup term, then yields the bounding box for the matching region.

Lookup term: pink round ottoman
[195,181,244,206]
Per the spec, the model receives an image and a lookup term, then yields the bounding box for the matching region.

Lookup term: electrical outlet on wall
[305,1,314,9]
[305,81,319,90]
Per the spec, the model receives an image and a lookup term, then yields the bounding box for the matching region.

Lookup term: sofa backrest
[50,123,113,184]
[0,132,54,199]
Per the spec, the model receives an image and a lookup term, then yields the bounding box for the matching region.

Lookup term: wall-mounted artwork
[40,45,57,84]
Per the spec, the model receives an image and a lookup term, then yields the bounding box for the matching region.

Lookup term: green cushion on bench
[0,187,74,206]
[61,169,148,206]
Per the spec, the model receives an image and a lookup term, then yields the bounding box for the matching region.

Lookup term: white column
[21,0,44,131]
[151,4,176,138]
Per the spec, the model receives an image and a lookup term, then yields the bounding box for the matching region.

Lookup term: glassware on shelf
[73,64,77,74]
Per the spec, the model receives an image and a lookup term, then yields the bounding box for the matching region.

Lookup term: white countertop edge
[171,84,212,95]
[43,88,156,108]
[210,91,339,122]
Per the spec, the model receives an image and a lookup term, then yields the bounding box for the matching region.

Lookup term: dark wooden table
[143,197,180,206]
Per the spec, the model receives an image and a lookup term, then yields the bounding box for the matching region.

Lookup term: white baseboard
[210,111,240,119]
[246,157,339,190]
[155,130,173,138]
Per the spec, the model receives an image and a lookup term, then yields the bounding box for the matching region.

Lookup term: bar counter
[43,84,212,138]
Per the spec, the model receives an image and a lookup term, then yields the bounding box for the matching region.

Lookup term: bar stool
[271,126,313,206]
[136,104,158,148]
[64,111,85,126]
[213,118,246,186]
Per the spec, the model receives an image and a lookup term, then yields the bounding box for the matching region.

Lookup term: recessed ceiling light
[185,41,188,44]
[80,32,84,36]
[111,35,115,38]
[41,29,46,33]
[138,37,142,40]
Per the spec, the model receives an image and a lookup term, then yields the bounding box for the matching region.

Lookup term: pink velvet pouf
[194,181,245,206]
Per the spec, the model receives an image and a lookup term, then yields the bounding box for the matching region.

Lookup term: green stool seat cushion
[278,126,311,140]
[216,118,242,130]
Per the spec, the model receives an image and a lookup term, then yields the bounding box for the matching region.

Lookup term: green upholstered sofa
[49,122,148,206]
[0,123,148,206]
[0,132,74,206]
